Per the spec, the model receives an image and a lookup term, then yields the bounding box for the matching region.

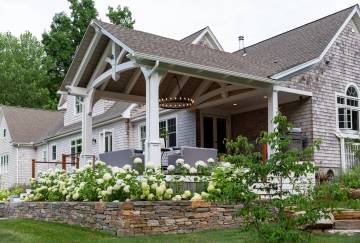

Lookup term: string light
[159,75,195,109]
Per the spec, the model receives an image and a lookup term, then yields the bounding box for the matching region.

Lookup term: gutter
[16,145,19,184]
[35,116,125,146]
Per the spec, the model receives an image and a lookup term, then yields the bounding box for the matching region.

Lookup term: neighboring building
[1,5,360,187]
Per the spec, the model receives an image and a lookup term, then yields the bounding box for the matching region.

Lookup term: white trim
[94,90,145,103]
[91,21,134,54]
[192,27,224,51]
[273,86,313,96]
[271,6,360,79]
[138,115,178,149]
[71,28,102,87]
[130,109,176,123]
[99,128,115,153]
[91,61,138,89]
[345,82,360,95]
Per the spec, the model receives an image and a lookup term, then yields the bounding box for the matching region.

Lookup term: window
[140,117,177,149]
[42,151,47,161]
[104,131,113,153]
[71,139,82,156]
[75,96,84,114]
[3,129,6,138]
[0,155,8,174]
[52,145,57,160]
[167,118,177,147]
[140,125,146,150]
[337,85,360,131]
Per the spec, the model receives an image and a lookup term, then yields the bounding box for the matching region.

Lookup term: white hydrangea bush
[24,158,225,203]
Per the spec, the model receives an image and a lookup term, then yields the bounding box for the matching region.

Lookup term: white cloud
[0,0,358,51]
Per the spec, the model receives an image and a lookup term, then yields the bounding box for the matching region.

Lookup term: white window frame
[51,145,57,161]
[0,154,8,174]
[99,129,114,153]
[139,116,177,149]
[71,139,82,156]
[75,96,84,114]
[336,84,360,134]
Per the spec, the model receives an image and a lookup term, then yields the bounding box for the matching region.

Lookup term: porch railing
[31,154,80,178]
[345,142,360,170]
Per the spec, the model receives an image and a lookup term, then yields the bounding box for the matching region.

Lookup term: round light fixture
[159,75,195,109]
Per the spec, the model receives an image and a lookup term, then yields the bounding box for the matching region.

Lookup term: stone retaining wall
[0,201,243,235]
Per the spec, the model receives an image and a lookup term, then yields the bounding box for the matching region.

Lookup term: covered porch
[60,20,312,167]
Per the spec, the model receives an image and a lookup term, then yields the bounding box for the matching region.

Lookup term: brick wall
[231,99,312,145]
[0,201,242,236]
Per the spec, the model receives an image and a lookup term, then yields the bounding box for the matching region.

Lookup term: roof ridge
[233,4,358,53]
[180,26,208,41]
[0,105,62,113]
[96,20,231,54]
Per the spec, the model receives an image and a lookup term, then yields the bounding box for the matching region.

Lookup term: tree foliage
[0,32,51,108]
[42,0,135,107]
[209,113,326,242]
[107,5,135,28]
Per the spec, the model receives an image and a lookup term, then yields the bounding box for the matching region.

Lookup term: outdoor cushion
[99,149,144,168]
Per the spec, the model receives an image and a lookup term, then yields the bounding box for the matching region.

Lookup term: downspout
[16,144,19,184]
[335,132,346,174]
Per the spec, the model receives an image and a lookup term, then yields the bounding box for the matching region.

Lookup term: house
[1,5,360,188]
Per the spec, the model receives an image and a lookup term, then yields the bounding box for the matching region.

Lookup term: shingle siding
[64,97,115,126]
[279,19,360,173]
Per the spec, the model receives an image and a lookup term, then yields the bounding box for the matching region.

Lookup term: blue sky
[0,0,359,52]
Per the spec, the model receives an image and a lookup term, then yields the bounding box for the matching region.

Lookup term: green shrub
[341,164,360,189]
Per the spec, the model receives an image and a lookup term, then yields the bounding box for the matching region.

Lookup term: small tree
[237,113,324,242]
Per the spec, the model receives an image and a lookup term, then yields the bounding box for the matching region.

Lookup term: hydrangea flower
[181,190,192,199]
[103,173,112,181]
[167,165,175,172]
[189,167,197,174]
[123,164,132,171]
[175,159,184,166]
[172,195,182,201]
[133,157,143,164]
[146,161,155,169]
[207,158,215,164]
[191,193,202,201]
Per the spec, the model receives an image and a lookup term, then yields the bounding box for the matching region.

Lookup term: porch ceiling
[202,90,309,114]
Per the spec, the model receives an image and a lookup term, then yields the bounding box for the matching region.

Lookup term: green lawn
[0,219,359,243]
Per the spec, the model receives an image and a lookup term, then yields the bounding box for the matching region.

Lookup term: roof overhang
[130,52,276,88]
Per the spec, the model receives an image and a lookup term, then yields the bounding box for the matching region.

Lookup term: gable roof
[0,106,64,144]
[233,5,358,78]
[181,27,208,43]
[60,5,359,92]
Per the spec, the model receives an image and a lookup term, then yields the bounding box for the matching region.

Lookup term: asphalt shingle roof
[0,106,64,144]
[61,5,357,89]
[232,5,355,77]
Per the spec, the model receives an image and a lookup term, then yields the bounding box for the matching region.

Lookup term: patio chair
[167,146,218,167]
[99,149,144,168]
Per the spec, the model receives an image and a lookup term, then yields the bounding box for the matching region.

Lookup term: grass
[0,219,359,243]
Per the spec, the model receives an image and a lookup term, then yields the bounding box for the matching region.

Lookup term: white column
[340,137,347,174]
[267,87,279,158]
[80,89,95,167]
[141,66,165,167]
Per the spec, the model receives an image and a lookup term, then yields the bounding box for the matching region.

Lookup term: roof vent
[238,36,247,56]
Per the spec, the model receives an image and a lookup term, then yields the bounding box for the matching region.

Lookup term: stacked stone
[0,201,243,236]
